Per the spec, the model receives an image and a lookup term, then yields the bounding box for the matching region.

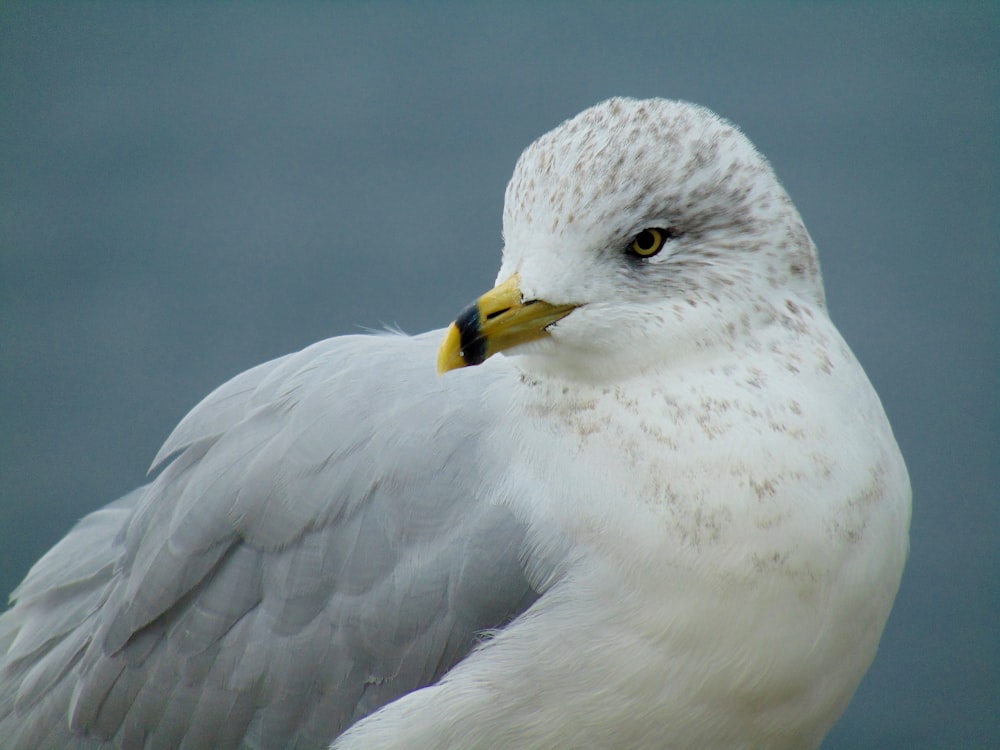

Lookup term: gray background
[1,3,996,747]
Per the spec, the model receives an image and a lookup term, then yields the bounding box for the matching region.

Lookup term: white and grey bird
[0,98,910,749]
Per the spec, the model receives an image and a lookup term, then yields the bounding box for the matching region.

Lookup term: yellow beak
[437,273,578,374]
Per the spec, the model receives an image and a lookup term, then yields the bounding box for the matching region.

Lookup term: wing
[0,331,540,749]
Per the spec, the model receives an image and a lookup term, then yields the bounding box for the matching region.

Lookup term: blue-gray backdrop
[1,3,996,747]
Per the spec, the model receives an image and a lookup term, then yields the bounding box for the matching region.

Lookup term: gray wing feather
[0,331,539,749]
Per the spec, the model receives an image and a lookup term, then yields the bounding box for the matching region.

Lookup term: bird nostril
[485,307,511,321]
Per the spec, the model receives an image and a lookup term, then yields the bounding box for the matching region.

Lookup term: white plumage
[0,98,910,749]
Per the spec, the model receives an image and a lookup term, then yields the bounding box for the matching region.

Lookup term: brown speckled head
[500,97,824,308]
[491,98,827,380]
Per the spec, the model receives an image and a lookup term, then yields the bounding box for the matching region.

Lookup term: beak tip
[436,323,466,375]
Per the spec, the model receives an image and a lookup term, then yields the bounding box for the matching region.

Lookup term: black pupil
[637,230,655,250]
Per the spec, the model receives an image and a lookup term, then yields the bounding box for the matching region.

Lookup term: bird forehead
[503,98,755,236]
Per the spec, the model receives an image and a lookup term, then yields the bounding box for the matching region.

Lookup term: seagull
[0,97,910,749]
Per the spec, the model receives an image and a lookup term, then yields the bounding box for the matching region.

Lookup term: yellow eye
[629,228,671,258]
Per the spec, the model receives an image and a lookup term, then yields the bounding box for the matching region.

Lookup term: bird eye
[628,228,672,258]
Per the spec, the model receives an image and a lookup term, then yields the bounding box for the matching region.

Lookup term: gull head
[439,97,825,381]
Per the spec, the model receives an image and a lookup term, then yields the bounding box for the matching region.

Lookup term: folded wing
[0,331,539,749]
